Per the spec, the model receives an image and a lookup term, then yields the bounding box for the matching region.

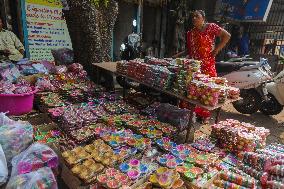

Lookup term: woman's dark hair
[191,10,206,18]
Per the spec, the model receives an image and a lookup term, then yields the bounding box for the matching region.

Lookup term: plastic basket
[0,88,38,115]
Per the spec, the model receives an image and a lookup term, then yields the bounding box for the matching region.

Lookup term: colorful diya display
[68,126,97,144]
[156,137,177,151]
[156,154,184,169]
[71,159,104,183]
[62,140,121,168]
[143,120,177,136]
[113,146,138,159]
[103,102,134,115]
[4,57,278,189]
[33,125,61,144]
[102,115,124,127]
[185,152,218,168]
[170,144,191,160]
[97,168,131,189]
[62,147,91,166]
[149,167,184,189]
[119,159,158,180]
[88,139,121,166]
[100,129,133,148]
[126,134,152,151]
[139,126,163,139]
[191,138,216,152]
[126,119,146,130]
[176,163,205,181]
[40,93,65,107]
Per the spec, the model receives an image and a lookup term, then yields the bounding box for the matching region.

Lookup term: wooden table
[93,62,240,142]
[93,62,118,90]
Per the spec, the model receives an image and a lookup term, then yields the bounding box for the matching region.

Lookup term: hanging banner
[217,0,274,22]
[22,0,72,61]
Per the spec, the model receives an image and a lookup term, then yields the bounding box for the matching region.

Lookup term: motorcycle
[216,57,273,114]
[260,69,284,115]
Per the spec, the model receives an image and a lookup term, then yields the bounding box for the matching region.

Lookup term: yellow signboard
[26,0,62,8]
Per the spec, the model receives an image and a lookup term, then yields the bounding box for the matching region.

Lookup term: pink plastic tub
[0,89,38,115]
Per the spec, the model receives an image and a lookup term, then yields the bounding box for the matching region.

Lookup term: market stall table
[93,62,240,142]
[93,62,118,90]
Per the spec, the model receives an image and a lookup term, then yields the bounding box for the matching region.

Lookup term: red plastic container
[0,89,38,115]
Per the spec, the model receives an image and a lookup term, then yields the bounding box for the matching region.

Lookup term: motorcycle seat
[216,61,257,74]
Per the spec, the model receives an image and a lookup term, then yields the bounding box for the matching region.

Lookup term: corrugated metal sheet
[249,0,284,40]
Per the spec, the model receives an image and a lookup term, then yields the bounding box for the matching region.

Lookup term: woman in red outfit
[174,10,231,121]
[174,10,231,76]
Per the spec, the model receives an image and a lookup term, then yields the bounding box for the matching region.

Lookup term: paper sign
[24,0,72,61]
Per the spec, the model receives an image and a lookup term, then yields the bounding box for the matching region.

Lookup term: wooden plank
[93,62,118,73]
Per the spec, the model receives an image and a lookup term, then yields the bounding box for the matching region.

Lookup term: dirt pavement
[219,103,284,144]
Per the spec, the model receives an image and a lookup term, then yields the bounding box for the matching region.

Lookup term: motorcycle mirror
[120,43,126,51]
[133,19,137,27]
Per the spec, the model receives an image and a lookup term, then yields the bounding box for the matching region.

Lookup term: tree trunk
[64,0,118,78]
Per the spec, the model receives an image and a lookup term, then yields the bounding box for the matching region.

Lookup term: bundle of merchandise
[60,104,97,130]
[145,57,172,66]
[62,139,122,184]
[0,80,33,94]
[156,103,191,132]
[211,119,270,154]
[172,59,201,96]
[116,61,128,75]
[0,114,33,163]
[117,59,175,90]
[208,171,257,189]
[6,143,58,189]
[0,62,21,82]
[237,143,284,188]
[187,73,239,107]
[150,65,175,90]
[117,58,240,107]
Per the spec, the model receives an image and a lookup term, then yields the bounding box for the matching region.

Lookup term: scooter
[260,69,284,115]
[216,57,273,114]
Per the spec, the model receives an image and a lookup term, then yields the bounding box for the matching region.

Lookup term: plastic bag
[16,58,30,65]
[20,65,38,75]
[32,63,48,74]
[0,144,8,186]
[51,48,74,65]
[0,112,15,126]
[156,103,190,131]
[0,115,33,164]
[0,64,21,82]
[35,77,55,92]
[54,65,68,74]
[6,167,58,189]
[10,143,58,177]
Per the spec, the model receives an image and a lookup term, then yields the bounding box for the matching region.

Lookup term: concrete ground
[219,103,284,144]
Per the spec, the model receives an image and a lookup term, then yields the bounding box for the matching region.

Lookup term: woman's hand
[172,50,187,58]
[211,48,220,57]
